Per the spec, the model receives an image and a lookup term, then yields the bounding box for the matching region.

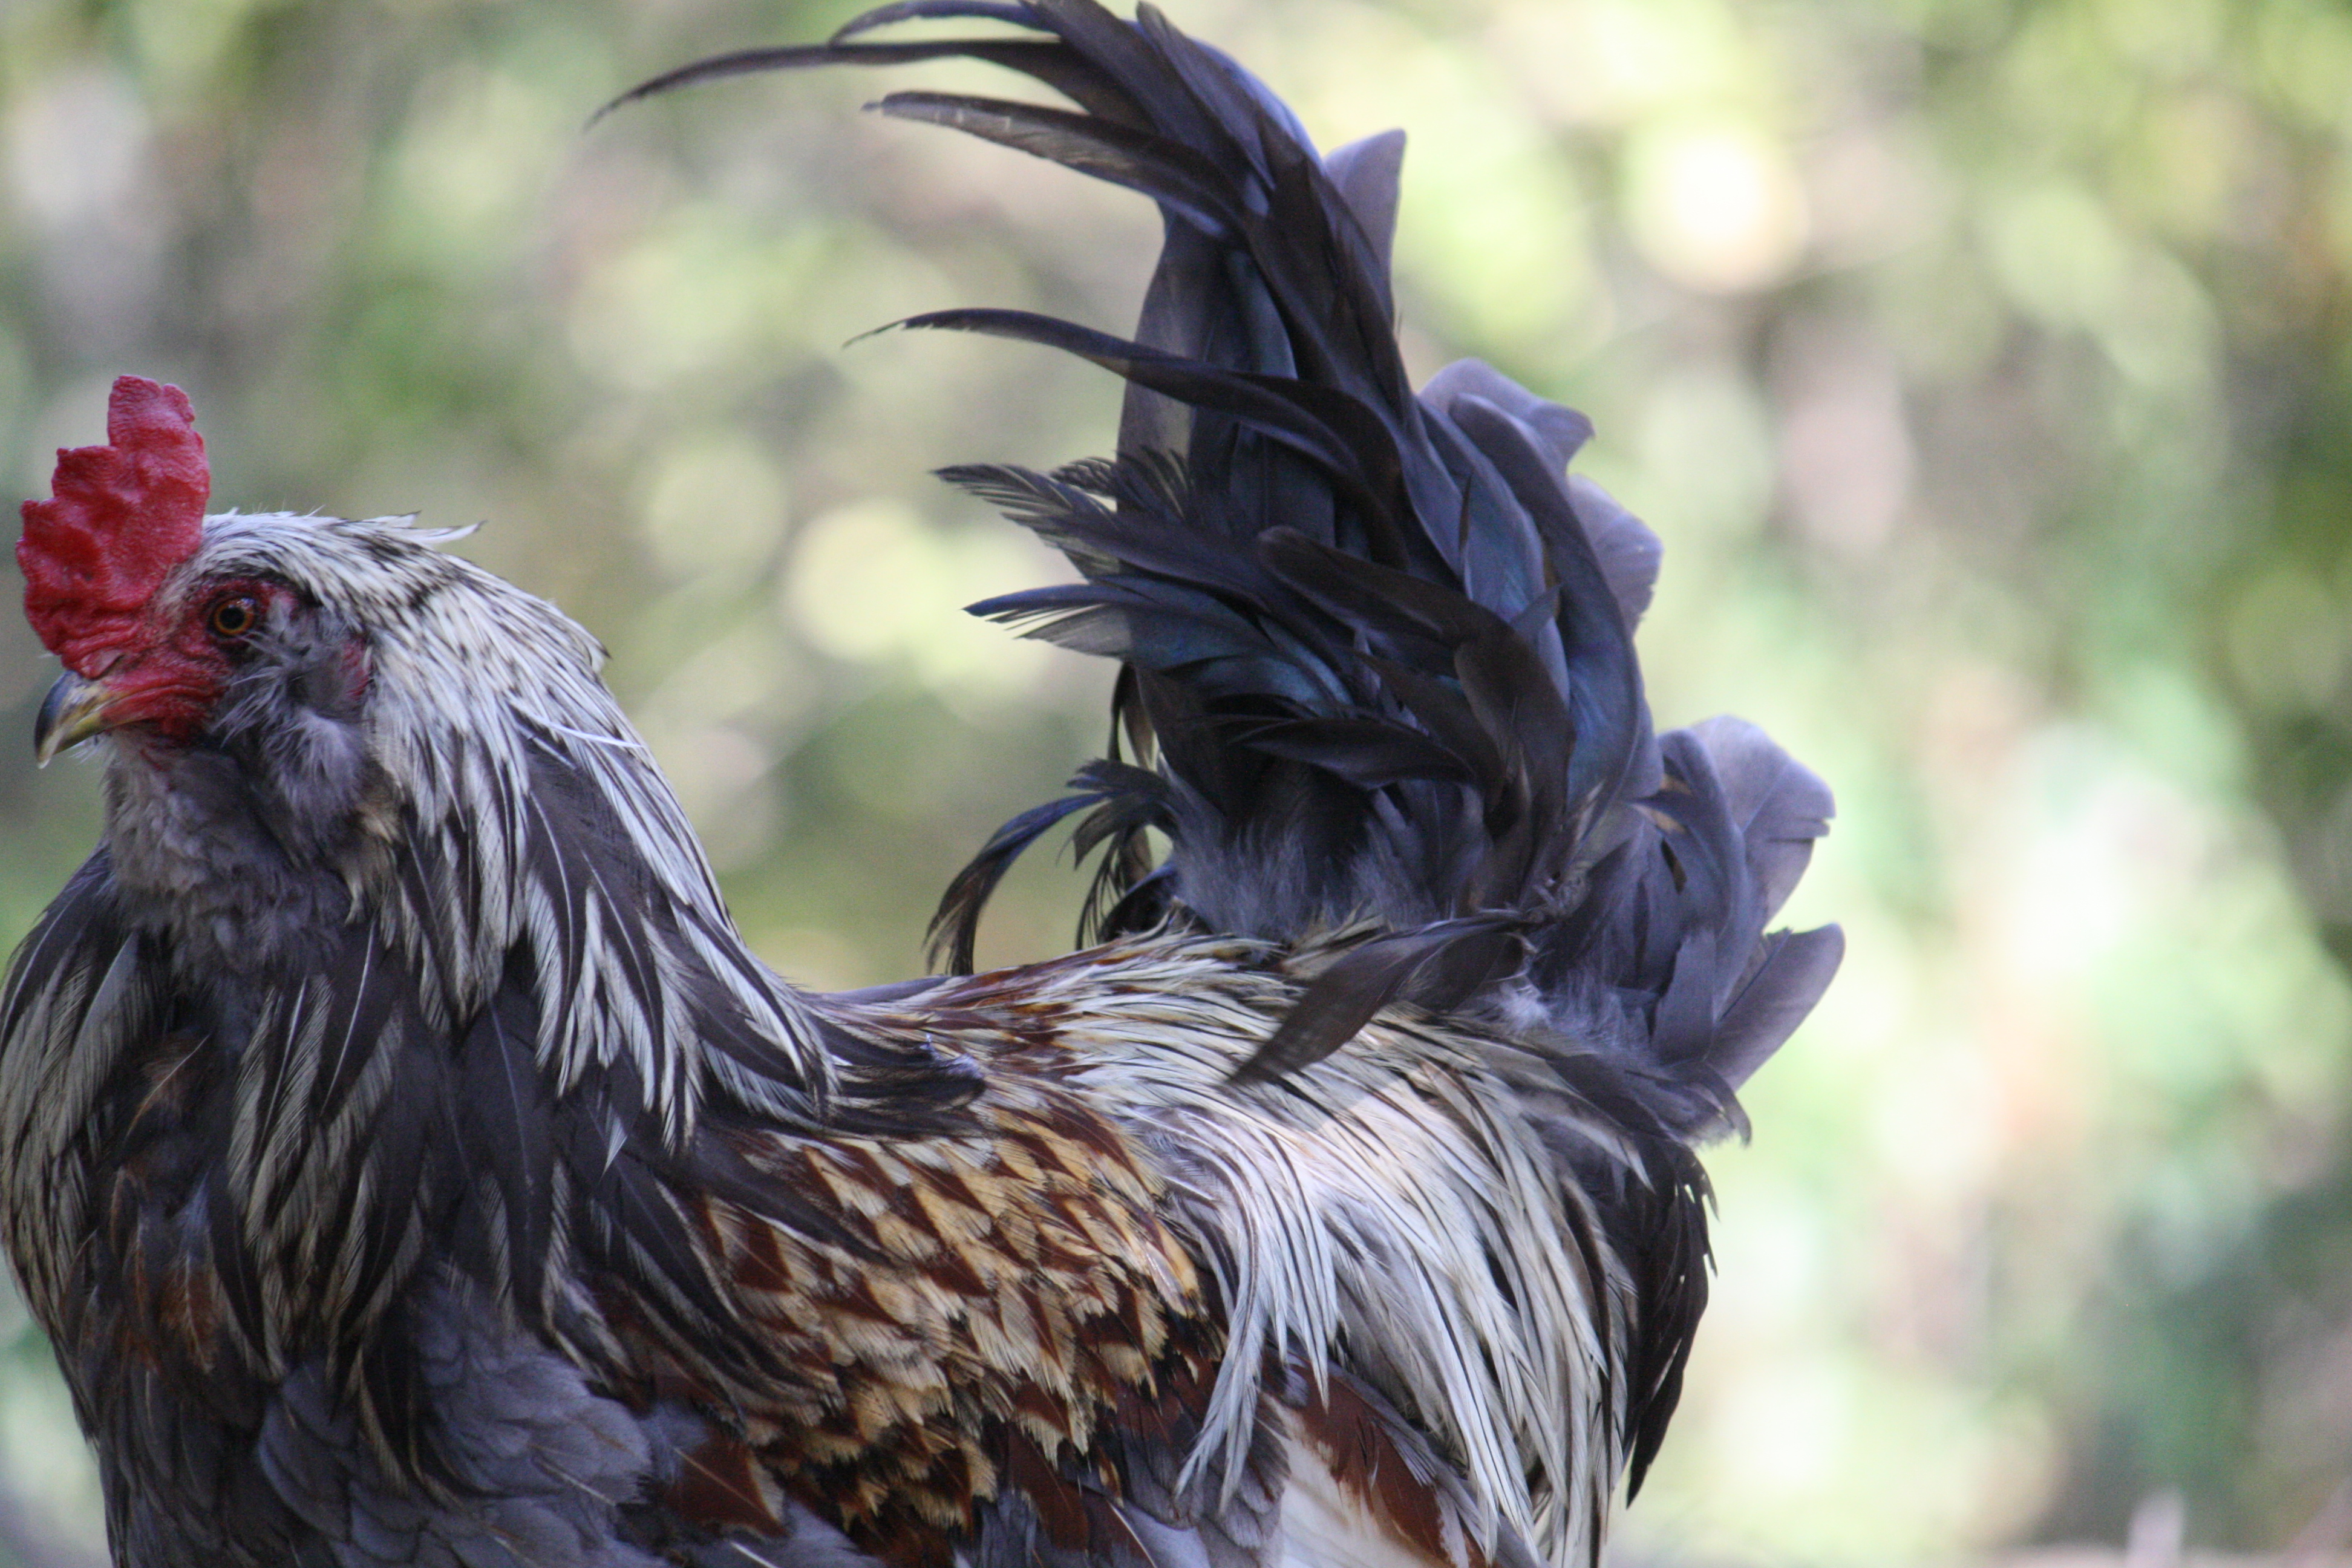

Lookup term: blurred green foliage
[1,0,2348,1564]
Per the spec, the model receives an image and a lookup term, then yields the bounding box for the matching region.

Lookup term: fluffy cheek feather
[93,583,313,750]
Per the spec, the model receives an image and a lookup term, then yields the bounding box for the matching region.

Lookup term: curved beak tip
[33,671,113,766]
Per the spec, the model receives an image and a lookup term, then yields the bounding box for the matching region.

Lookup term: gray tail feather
[612,0,1840,1130]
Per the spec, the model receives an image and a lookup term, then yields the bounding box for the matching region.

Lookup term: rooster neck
[98,736,398,979]
[0,705,851,1383]
[357,721,841,1138]
[1,851,766,1383]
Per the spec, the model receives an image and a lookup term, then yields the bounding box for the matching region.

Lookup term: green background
[1,0,2348,1562]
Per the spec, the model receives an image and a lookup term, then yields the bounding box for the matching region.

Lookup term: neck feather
[368,695,837,1144]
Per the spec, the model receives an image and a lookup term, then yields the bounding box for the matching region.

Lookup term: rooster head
[18,373,612,766]
[16,376,425,776]
[14,377,669,924]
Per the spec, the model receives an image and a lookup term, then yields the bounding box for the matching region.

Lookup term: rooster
[1,4,1840,1567]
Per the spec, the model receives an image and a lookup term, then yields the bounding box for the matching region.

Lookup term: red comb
[18,376,210,677]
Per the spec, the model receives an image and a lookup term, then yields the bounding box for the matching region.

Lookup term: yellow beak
[33,670,121,766]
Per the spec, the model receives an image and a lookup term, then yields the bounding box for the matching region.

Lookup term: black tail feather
[925,758,1174,975]
[621,0,1838,1114]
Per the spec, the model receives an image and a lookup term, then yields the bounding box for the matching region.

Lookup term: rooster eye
[207,594,261,641]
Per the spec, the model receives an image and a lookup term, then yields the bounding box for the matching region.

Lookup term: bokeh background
[0,0,2348,1563]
